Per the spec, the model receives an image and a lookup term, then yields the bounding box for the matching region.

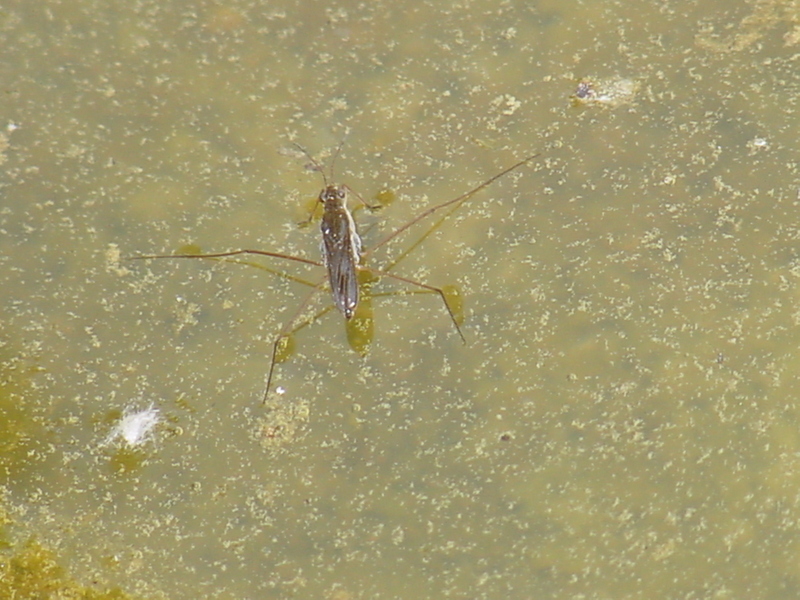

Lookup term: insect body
[318,184,362,319]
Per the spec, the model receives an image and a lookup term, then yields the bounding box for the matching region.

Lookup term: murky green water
[2,0,799,597]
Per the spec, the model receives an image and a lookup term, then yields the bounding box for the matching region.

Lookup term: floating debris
[571,76,640,108]
[255,396,309,452]
[104,404,161,448]
[746,136,770,154]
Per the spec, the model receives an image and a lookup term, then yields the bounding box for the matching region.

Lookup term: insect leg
[360,265,467,344]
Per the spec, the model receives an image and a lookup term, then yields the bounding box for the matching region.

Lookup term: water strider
[294,142,372,321]
[131,147,540,402]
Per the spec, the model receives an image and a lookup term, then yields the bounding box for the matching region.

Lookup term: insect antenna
[328,137,346,182]
[292,138,348,186]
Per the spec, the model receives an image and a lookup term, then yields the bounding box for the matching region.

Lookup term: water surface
[1,0,799,597]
